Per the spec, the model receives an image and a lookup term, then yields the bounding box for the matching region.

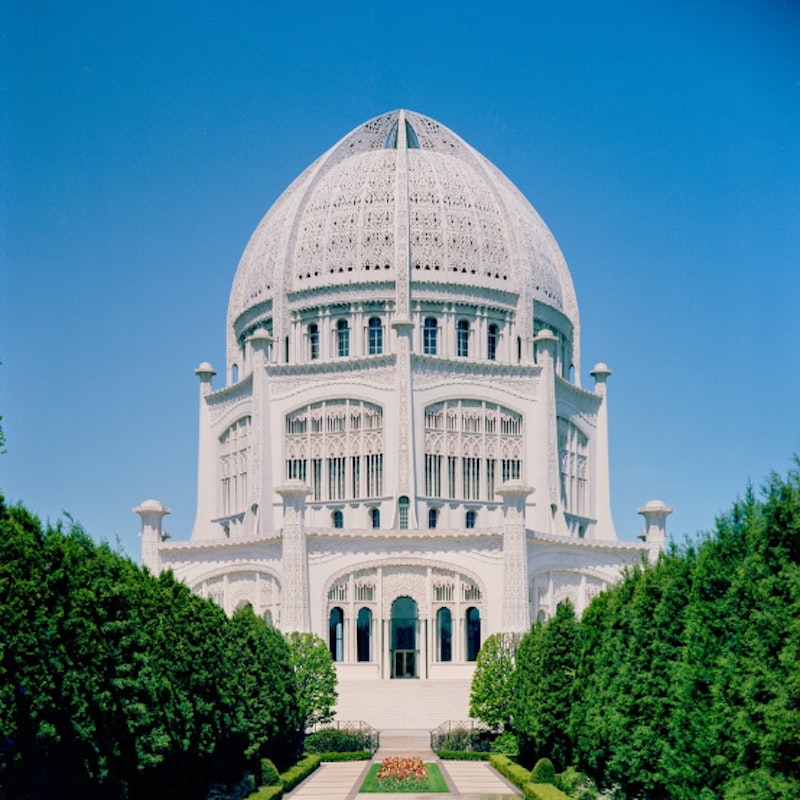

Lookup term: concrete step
[334,678,471,730]
[374,728,435,760]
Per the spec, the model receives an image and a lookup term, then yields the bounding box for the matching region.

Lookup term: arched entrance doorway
[391,596,418,678]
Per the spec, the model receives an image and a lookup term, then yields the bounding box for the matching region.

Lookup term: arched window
[437,607,452,662]
[336,319,350,357]
[466,607,481,661]
[517,336,522,363]
[457,320,470,357]
[368,317,383,355]
[487,324,498,361]
[428,508,438,529]
[263,610,273,626]
[369,507,380,528]
[466,509,477,529]
[308,323,320,360]
[332,509,343,529]
[398,496,410,529]
[423,318,438,355]
[329,607,344,662]
[357,607,372,662]
[231,363,239,383]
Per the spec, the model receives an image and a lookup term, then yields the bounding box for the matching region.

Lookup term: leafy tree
[469,632,521,730]
[226,606,300,769]
[514,600,578,770]
[284,632,338,731]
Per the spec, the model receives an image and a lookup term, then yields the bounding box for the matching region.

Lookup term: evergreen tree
[514,600,578,769]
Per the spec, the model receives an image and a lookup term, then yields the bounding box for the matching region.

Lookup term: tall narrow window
[466,607,481,661]
[368,317,383,355]
[336,319,350,357]
[428,508,438,529]
[369,507,380,528]
[457,320,470,357]
[437,607,452,662]
[332,509,343,529]
[357,607,372,662]
[466,509,477,529]
[423,318,438,355]
[487,324,498,361]
[329,607,344,662]
[309,324,319,360]
[398,496,409,529]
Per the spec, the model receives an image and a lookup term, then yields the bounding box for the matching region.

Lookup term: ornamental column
[532,329,566,535]
[637,499,673,563]
[590,363,616,541]
[192,362,217,540]
[277,480,311,632]
[135,499,170,574]
[391,110,418,527]
[248,330,274,535]
[497,481,533,632]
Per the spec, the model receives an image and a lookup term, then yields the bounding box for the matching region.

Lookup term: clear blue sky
[2,0,799,561]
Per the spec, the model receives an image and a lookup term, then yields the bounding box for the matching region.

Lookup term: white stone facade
[138,110,668,686]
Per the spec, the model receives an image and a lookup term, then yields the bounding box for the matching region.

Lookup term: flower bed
[360,757,449,793]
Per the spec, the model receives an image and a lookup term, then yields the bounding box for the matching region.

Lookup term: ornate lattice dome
[228,110,579,365]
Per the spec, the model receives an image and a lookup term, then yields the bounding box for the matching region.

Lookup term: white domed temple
[137,110,671,726]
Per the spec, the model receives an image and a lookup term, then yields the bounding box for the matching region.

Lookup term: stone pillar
[135,499,170,574]
[392,318,417,528]
[534,329,566,535]
[497,481,533,633]
[277,481,311,632]
[637,499,673,563]
[191,362,217,540]
[248,331,273,535]
[590,363,616,541]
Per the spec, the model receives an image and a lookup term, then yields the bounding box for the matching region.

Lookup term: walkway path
[284,756,521,800]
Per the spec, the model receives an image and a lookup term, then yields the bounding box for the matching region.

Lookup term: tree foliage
[0,496,302,799]
[283,631,338,730]
[513,600,578,770]
[469,632,521,730]
[477,465,800,798]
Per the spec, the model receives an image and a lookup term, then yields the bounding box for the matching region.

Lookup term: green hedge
[315,750,371,762]
[522,782,571,800]
[303,727,368,753]
[490,754,532,789]
[248,786,283,800]
[438,750,493,760]
[279,754,321,792]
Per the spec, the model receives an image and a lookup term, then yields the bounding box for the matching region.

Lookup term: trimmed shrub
[279,755,321,792]
[438,750,493,760]
[523,782,571,800]
[531,758,556,784]
[490,754,532,789]
[248,787,283,800]
[303,727,367,753]
[315,750,371,762]
[260,759,281,787]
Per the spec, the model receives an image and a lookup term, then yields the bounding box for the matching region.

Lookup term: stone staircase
[374,729,436,760]
[334,678,471,730]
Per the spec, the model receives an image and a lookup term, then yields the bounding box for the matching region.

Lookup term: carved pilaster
[276,481,311,632]
[497,482,533,632]
[248,331,273,534]
[393,319,417,526]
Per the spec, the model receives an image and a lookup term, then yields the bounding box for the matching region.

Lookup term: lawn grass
[359,761,449,793]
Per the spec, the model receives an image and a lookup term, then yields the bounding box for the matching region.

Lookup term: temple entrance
[390,596,418,678]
